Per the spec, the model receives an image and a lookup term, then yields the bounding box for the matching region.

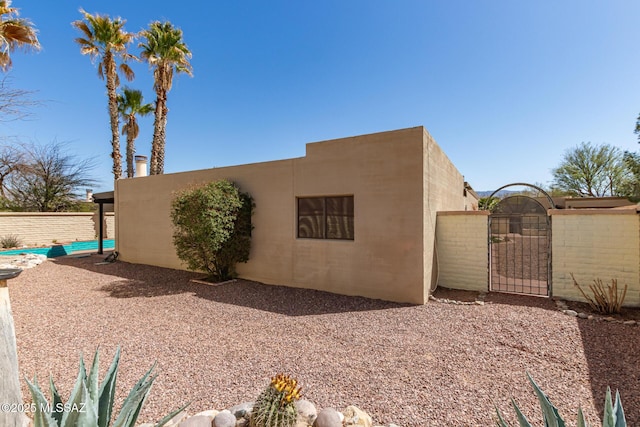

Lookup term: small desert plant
[171,179,254,281]
[0,234,21,248]
[496,372,626,427]
[250,374,302,427]
[571,273,628,314]
[25,347,187,427]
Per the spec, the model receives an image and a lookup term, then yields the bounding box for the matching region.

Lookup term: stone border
[553,299,637,326]
[189,278,237,287]
[428,291,487,306]
[429,291,637,326]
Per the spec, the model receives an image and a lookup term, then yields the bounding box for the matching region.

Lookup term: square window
[297,196,354,240]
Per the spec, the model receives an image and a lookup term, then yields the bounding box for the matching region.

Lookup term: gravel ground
[6,254,640,426]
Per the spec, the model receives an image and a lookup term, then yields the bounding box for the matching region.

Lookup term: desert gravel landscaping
[7,254,640,426]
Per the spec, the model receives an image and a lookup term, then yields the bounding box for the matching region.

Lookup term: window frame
[296,195,354,241]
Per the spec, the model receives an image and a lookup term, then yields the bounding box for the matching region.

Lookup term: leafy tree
[139,21,192,175]
[171,180,253,281]
[3,140,96,212]
[551,142,631,197]
[117,87,153,178]
[622,150,640,201]
[73,9,135,180]
[0,0,40,71]
[478,196,500,211]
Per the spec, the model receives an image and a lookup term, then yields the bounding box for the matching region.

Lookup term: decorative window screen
[297,196,354,240]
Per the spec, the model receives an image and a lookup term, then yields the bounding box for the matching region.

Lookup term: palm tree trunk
[126,119,135,178]
[150,88,167,175]
[105,53,122,179]
[156,103,169,174]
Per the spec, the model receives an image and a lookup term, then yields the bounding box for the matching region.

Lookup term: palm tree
[117,87,153,178]
[139,21,192,175]
[72,10,135,180]
[0,0,40,71]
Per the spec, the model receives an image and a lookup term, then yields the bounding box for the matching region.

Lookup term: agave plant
[25,347,187,427]
[496,372,626,427]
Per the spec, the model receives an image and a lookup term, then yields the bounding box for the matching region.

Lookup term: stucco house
[115,126,475,304]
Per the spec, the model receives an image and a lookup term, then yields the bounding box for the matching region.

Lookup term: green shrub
[1,234,22,248]
[496,372,626,427]
[25,347,187,427]
[171,179,254,281]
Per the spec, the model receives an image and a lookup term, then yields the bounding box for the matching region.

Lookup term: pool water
[0,239,115,258]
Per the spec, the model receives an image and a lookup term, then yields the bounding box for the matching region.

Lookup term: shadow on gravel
[53,254,412,316]
[487,291,640,424]
[483,291,558,312]
[434,287,640,424]
[576,320,640,425]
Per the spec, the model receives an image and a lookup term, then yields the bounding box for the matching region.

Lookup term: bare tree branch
[0,75,39,122]
[4,140,97,211]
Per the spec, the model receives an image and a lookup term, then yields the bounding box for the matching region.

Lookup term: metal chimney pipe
[134,155,148,177]
[86,189,93,202]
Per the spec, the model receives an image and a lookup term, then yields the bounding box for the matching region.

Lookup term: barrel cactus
[250,374,302,427]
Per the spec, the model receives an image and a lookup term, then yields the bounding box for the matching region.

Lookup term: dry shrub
[570,273,628,314]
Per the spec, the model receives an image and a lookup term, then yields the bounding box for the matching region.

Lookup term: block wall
[435,211,489,292]
[551,210,639,306]
[0,212,115,246]
[435,209,640,307]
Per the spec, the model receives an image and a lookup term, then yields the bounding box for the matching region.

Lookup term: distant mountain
[476,190,519,198]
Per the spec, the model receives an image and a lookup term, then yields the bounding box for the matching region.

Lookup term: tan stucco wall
[423,129,468,300]
[0,212,115,246]
[435,211,489,292]
[551,210,640,307]
[115,126,466,304]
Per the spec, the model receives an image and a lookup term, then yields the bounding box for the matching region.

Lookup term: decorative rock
[295,399,318,425]
[0,253,47,269]
[213,410,236,427]
[563,309,578,317]
[474,300,484,306]
[165,410,189,427]
[604,316,616,322]
[577,312,588,319]
[193,410,219,420]
[228,402,254,419]
[179,415,215,427]
[236,419,249,427]
[313,408,342,427]
[623,320,637,326]
[342,405,372,427]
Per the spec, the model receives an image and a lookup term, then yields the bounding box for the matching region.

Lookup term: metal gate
[489,195,551,296]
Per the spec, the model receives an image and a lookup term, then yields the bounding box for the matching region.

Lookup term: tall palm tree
[117,87,153,178]
[72,9,135,180]
[0,0,40,71]
[139,21,192,175]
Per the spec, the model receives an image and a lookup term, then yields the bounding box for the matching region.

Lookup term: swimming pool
[0,239,115,258]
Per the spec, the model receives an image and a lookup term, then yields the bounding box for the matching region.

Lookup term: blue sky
[4,1,640,193]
